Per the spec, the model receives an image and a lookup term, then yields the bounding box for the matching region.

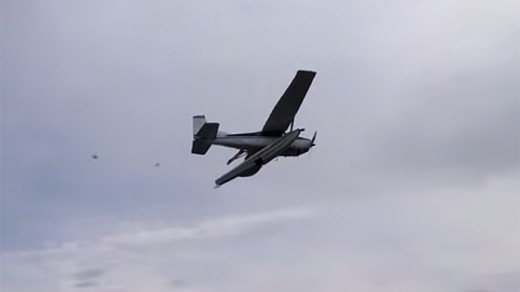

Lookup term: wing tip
[297,69,317,76]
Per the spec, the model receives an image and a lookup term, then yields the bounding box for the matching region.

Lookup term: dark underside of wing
[261,70,316,136]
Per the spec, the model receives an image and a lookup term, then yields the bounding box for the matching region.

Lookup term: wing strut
[227,149,246,165]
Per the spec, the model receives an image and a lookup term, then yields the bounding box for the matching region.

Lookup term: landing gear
[227,149,246,165]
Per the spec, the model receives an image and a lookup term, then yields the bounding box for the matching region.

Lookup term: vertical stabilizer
[193,115,206,136]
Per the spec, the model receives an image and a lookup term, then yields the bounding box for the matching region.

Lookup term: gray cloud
[168,278,189,289]
[1,179,518,291]
[74,281,100,289]
[462,270,520,292]
[72,268,105,281]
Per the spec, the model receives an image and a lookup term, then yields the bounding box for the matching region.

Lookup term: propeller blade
[309,131,317,161]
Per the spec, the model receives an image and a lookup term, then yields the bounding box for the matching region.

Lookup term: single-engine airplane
[191,70,317,188]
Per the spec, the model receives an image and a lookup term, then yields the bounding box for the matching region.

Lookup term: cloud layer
[2,177,518,292]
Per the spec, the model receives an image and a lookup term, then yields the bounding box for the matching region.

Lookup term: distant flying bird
[155,163,160,167]
[92,154,98,159]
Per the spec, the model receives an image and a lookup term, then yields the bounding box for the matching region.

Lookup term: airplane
[191,70,317,188]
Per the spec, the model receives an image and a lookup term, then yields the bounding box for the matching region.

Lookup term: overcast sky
[1,0,519,291]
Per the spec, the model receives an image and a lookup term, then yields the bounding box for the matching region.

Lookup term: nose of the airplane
[294,133,316,156]
[302,138,314,153]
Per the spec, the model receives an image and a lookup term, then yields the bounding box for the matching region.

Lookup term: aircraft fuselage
[210,131,313,157]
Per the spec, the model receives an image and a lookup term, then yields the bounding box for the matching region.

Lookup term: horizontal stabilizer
[195,123,219,139]
[192,140,211,155]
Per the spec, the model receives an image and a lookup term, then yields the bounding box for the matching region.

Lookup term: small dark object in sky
[92,154,98,159]
[155,163,160,167]
[170,278,188,288]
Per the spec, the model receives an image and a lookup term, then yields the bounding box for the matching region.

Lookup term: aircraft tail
[192,115,219,155]
[193,115,207,135]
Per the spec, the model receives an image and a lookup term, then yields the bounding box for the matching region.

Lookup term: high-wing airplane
[191,70,317,188]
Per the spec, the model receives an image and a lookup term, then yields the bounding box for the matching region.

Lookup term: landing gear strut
[227,149,246,165]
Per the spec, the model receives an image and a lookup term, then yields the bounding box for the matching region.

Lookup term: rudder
[193,115,206,136]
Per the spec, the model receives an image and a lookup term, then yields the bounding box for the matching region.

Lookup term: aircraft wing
[214,155,262,188]
[215,130,302,187]
[261,70,316,135]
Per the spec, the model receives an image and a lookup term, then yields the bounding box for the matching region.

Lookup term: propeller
[311,131,317,147]
[309,131,317,160]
